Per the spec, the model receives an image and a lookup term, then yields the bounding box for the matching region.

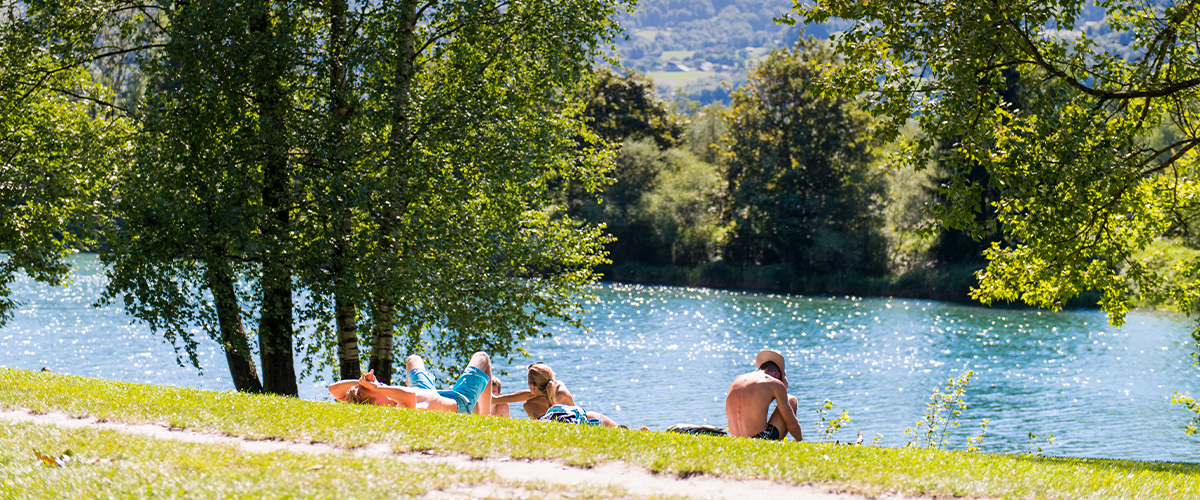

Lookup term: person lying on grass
[491,361,622,427]
[725,349,802,441]
[327,352,495,415]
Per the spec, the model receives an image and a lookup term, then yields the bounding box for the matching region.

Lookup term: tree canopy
[0,1,133,326]
[723,39,887,275]
[787,0,1200,325]
[3,0,631,394]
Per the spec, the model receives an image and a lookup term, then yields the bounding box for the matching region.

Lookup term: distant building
[698,61,714,72]
[663,60,691,72]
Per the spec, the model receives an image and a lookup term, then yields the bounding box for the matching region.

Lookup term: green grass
[3,368,1199,499]
[2,420,488,498]
[1,419,655,499]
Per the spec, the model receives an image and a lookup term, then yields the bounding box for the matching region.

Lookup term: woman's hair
[527,362,557,407]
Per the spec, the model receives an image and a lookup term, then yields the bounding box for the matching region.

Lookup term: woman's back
[523,379,573,419]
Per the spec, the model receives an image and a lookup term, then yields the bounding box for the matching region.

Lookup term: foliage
[683,102,729,164]
[5,368,1200,500]
[787,0,1200,326]
[814,398,852,443]
[3,0,633,392]
[581,67,686,149]
[1129,239,1200,309]
[723,40,887,276]
[880,121,938,273]
[583,140,727,267]
[1172,391,1200,435]
[0,3,133,326]
[573,71,723,269]
[637,147,729,266]
[905,370,974,450]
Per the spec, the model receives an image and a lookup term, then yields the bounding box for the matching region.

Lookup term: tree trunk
[206,256,263,393]
[368,297,394,384]
[251,3,298,396]
[369,0,419,385]
[336,293,360,379]
[329,0,361,381]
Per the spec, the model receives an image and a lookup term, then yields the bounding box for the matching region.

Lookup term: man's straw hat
[754,349,787,386]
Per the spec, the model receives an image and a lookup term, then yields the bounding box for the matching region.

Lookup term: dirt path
[0,408,904,500]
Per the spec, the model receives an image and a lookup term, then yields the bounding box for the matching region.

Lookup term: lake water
[3,254,1199,462]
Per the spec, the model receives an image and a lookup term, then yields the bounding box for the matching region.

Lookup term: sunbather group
[328,349,802,441]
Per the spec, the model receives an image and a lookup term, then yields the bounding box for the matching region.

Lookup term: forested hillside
[615,0,1113,104]
[611,0,804,102]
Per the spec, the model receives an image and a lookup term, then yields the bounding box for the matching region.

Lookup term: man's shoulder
[731,371,783,388]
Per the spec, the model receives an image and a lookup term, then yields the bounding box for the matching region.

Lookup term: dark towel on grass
[665,424,729,437]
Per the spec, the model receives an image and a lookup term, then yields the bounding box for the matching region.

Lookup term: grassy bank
[2,369,1196,499]
[2,420,505,499]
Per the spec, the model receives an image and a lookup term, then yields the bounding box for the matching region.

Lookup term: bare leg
[488,378,510,417]
[468,352,493,416]
[767,394,800,441]
[585,411,621,428]
[405,355,425,386]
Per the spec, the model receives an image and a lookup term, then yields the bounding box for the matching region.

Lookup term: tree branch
[1004,18,1200,101]
[48,86,132,115]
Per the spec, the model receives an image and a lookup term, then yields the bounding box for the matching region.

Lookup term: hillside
[614,0,1114,104]
[611,0,804,103]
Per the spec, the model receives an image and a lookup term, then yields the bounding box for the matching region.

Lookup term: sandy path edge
[0,408,908,500]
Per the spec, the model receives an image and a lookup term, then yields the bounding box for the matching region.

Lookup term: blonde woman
[493,361,620,427]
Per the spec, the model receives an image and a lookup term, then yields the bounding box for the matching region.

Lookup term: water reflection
[3,255,1199,462]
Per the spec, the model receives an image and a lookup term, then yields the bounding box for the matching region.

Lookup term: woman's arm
[491,390,535,404]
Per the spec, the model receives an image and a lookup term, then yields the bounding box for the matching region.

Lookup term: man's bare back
[725,352,802,441]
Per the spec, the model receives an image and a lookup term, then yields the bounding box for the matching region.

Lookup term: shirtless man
[725,350,802,441]
[328,351,494,415]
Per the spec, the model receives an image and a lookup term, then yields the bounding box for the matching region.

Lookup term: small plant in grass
[1024,431,1056,456]
[814,398,852,443]
[871,433,883,446]
[966,419,990,452]
[904,370,974,449]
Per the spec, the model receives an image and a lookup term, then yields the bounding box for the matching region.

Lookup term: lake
[3,254,1199,462]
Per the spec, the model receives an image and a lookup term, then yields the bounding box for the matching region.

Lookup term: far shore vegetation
[3,369,1198,500]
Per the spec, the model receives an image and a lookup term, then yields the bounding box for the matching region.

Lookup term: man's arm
[772,383,803,442]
